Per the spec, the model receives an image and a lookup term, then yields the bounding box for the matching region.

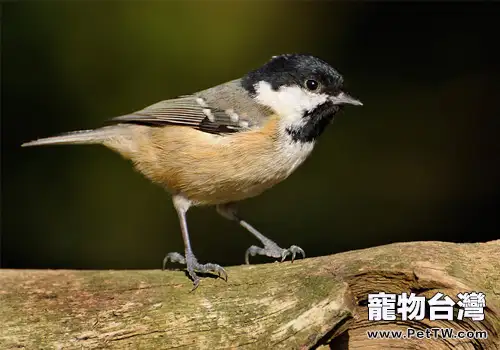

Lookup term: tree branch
[1,240,499,349]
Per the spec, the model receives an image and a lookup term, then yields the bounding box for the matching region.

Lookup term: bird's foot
[162,252,227,291]
[245,242,305,265]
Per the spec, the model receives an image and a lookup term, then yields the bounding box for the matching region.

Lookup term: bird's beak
[330,92,363,106]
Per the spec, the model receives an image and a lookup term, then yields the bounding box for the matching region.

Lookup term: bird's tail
[21,124,140,159]
[21,126,122,147]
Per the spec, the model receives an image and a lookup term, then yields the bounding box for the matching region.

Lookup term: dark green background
[1,2,498,269]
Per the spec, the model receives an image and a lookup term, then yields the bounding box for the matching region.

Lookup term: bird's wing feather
[109,79,273,135]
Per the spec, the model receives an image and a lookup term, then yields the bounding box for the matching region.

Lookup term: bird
[22,53,363,289]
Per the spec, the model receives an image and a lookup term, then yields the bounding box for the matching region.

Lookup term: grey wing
[110,79,272,135]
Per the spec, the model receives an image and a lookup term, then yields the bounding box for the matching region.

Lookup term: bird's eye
[305,79,319,91]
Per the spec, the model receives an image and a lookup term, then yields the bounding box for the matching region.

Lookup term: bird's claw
[245,243,306,264]
[280,245,306,263]
[162,252,227,290]
[162,252,186,270]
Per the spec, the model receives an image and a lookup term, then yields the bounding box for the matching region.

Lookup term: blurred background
[1,2,498,269]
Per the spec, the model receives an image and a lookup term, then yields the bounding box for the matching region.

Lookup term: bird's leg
[216,203,305,264]
[163,195,227,290]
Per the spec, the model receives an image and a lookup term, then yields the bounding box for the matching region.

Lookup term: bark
[1,240,499,349]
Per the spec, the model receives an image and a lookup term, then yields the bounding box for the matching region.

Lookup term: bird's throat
[285,102,340,143]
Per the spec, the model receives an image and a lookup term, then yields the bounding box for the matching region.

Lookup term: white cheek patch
[254,81,329,128]
[251,82,320,175]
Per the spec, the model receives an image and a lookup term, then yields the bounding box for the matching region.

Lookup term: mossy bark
[1,240,499,349]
